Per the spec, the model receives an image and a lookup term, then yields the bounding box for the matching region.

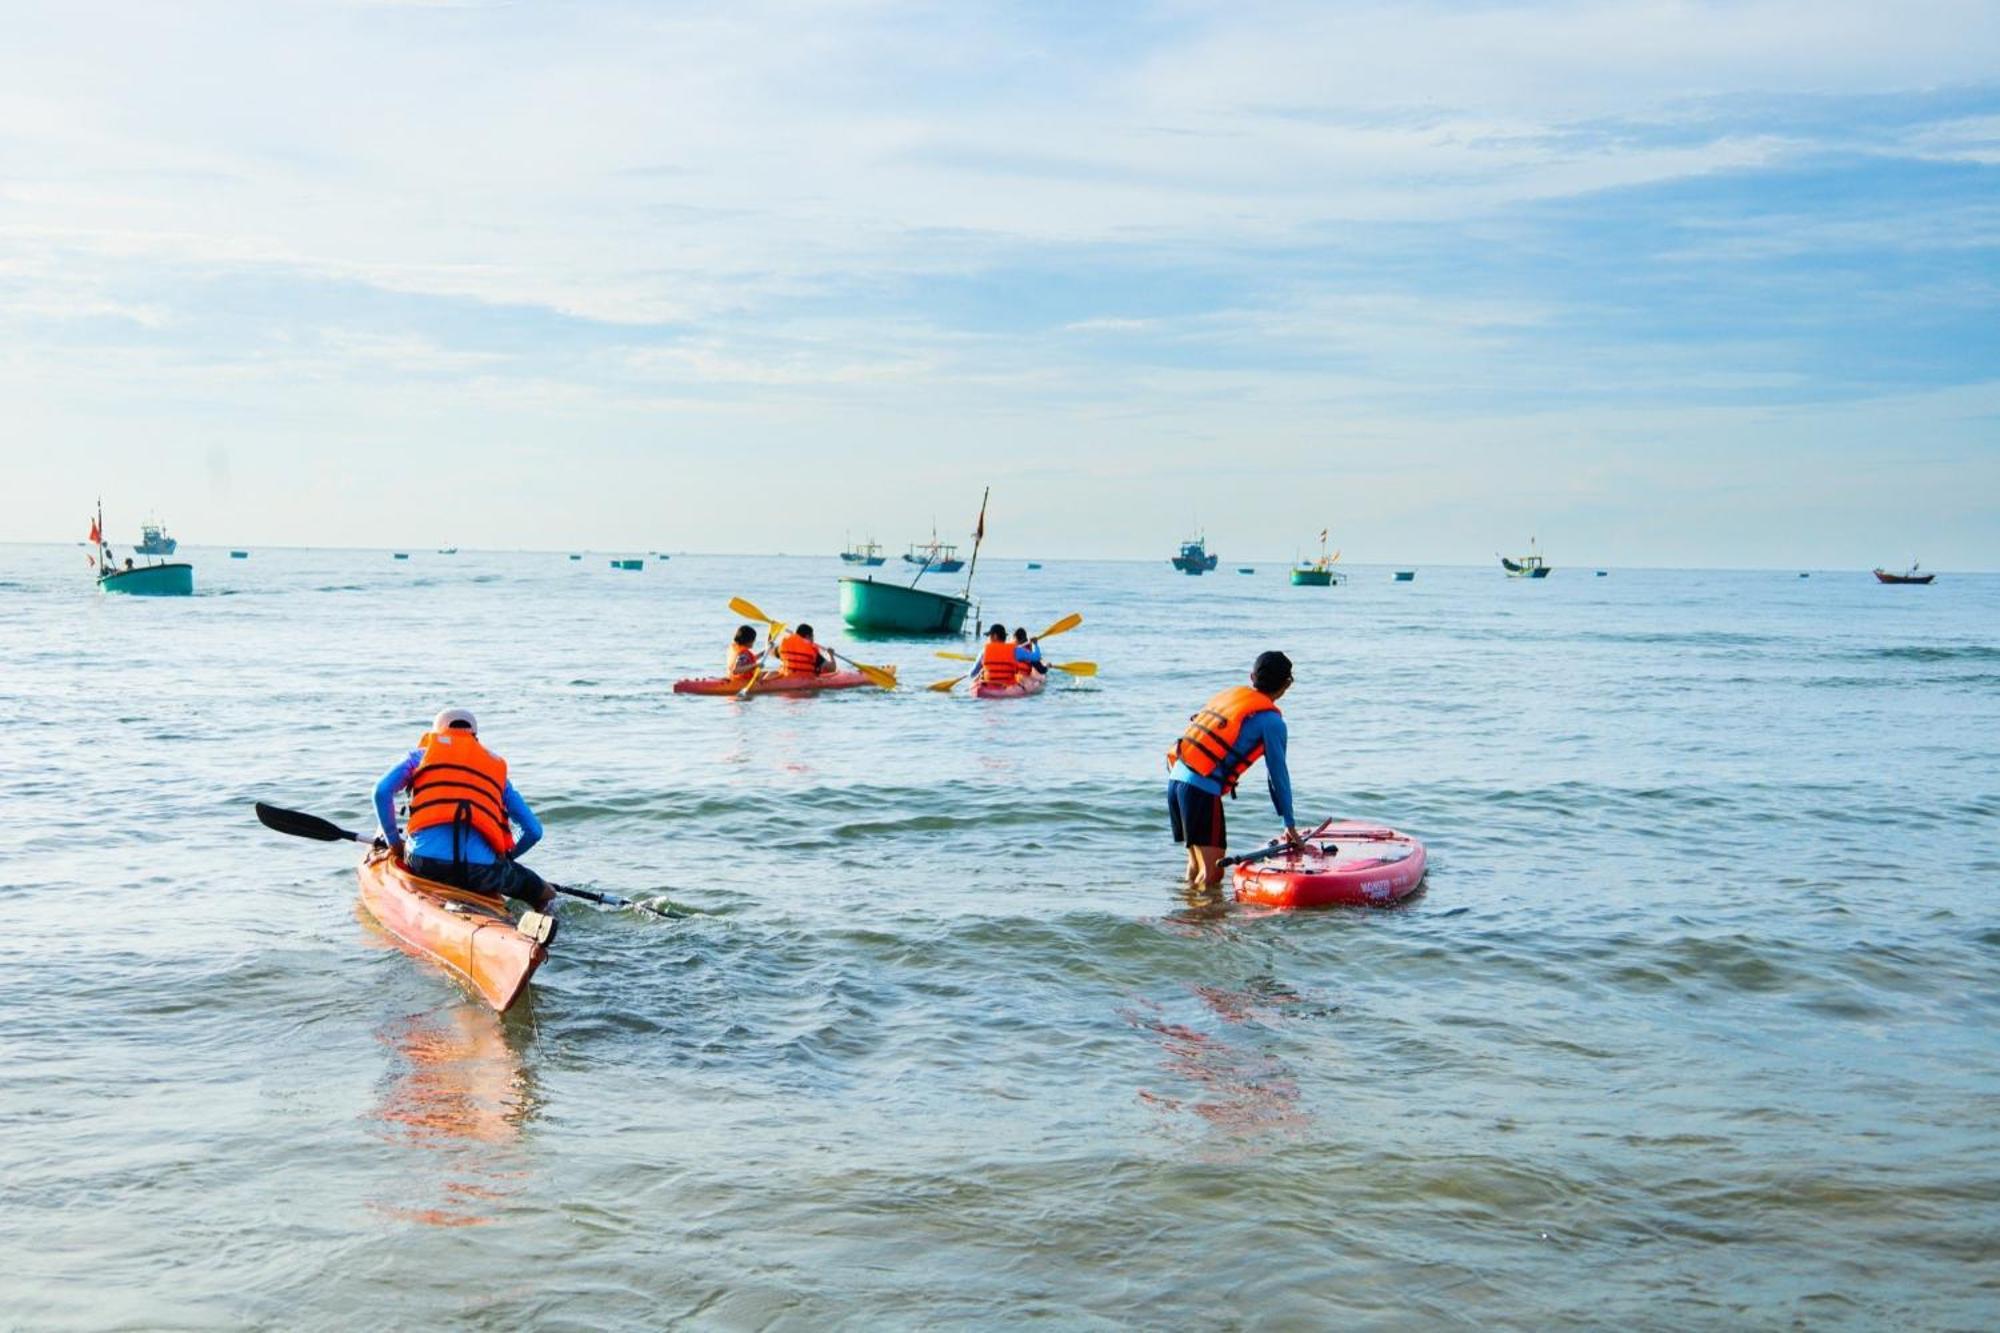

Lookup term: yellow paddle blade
[1036,612,1083,640]
[1052,660,1097,676]
[928,674,965,693]
[935,651,975,662]
[729,596,780,626]
[854,661,898,690]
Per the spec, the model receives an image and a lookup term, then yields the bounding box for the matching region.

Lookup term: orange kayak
[356,852,548,1012]
[672,669,886,696]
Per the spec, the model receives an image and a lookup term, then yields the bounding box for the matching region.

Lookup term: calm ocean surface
[2,545,1995,1329]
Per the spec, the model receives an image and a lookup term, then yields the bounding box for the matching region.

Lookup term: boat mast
[962,486,990,599]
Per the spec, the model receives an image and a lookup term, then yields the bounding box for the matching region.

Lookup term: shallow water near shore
[2,545,1996,1328]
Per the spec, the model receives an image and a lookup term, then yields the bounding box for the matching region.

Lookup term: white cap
[433,707,478,734]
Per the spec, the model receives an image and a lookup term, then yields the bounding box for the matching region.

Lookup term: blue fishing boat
[1171,533,1218,575]
[611,558,644,571]
[842,538,887,566]
[1394,570,1415,582]
[134,521,177,556]
[903,535,964,574]
[393,552,409,560]
[1026,562,1042,570]
[230,550,249,559]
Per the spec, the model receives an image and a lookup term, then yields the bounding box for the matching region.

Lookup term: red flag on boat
[971,493,988,543]
[88,516,101,545]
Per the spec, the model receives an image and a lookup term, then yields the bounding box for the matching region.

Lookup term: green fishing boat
[90,502,193,596]
[839,576,972,634]
[1290,529,1342,586]
[611,558,644,571]
[101,562,194,596]
[842,488,988,635]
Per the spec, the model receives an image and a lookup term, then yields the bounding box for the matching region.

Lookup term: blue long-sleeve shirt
[374,750,543,863]
[1170,709,1296,825]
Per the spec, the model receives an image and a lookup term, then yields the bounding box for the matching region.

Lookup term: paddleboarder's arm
[1248,713,1297,827]
[504,783,543,857]
[373,752,421,847]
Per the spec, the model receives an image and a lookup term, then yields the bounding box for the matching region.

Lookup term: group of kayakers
[726,622,837,681]
[374,646,1300,914]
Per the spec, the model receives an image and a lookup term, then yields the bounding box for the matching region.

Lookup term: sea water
[1,546,1994,1327]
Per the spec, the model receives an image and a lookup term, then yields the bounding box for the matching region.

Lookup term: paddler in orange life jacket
[726,624,759,680]
[1167,651,1302,888]
[1011,626,1049,676]
[775,623,835,676]
[373,708,557,919]
[972,623,1037,688]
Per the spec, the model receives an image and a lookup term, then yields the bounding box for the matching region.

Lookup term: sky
[1,0,1996,567]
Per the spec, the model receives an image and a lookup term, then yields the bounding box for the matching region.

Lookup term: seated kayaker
[374,708,558,922]
[972,623,1029,689]
[1011,626,1049,676]
[726,624,760,680]
[1166,651,1302,889]
[776,623,835,676]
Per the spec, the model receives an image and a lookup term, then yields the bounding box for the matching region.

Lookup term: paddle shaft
[252,802,667,917]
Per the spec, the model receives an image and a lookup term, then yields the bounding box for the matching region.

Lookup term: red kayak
[1232,822,1427,908]
[971,671,1047,699]
[673,669,886,696]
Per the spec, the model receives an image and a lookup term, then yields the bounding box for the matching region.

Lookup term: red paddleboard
[1232,823,1427,908]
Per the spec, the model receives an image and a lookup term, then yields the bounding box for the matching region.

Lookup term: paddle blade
[855,661,898,690]
[729,596,778,626]
[254,802,360,843]
[928,674,965,693]
[1052,660,1097,676]
[935,650,974,662]
[1036,612,1083,640]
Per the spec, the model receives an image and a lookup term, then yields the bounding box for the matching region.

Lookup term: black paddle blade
[254,802,359,843]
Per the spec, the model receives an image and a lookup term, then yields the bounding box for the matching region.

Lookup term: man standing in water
[375,708,559,925]
[1166,651,1302,888]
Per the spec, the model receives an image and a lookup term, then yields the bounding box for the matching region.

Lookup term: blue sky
[2,0,1996,566]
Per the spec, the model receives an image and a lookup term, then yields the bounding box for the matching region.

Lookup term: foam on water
[1,544,1995,1327]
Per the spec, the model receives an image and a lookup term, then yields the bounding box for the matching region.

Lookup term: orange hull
[356,853,547,1012]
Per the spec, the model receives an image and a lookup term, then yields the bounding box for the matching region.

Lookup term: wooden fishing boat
[357,851,548,1012]
[1171,534,1218,574]
[842,538,887,566]
[903,537,964,573]
[1501,539,1551,578]
[1874,564,1934,585]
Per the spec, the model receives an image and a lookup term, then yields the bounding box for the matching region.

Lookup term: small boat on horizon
[438,547,458,555]
[1394,570,1415,582]
[392,552,409,560]
[1501,539,1552,578]
[903,536,964,574]
[230,550,249,559]
[1874,563,1934,585]
[1238,567,1255,575]
[1291,529,1343,586]
[1171,533,1219,575]
[1026,562,1042,570]
[842,537,887,566]
[611,558,644,571]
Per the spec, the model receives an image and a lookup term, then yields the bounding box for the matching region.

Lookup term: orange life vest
[778,632,824,676]
[727,641,758,678]
[980,639,1021,687]
[1168,686,1279,795]
[405,729,516,856]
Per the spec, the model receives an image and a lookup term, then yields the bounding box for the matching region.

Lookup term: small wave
[1856,644,2000,663]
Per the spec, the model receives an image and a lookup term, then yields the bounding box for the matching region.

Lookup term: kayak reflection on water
[367,1007,538,1227]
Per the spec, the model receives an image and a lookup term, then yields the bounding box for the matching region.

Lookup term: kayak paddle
[1215,818,1337,870]
[935,650,1095,677]
[729,597,896,690]
[252,802,675,920]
